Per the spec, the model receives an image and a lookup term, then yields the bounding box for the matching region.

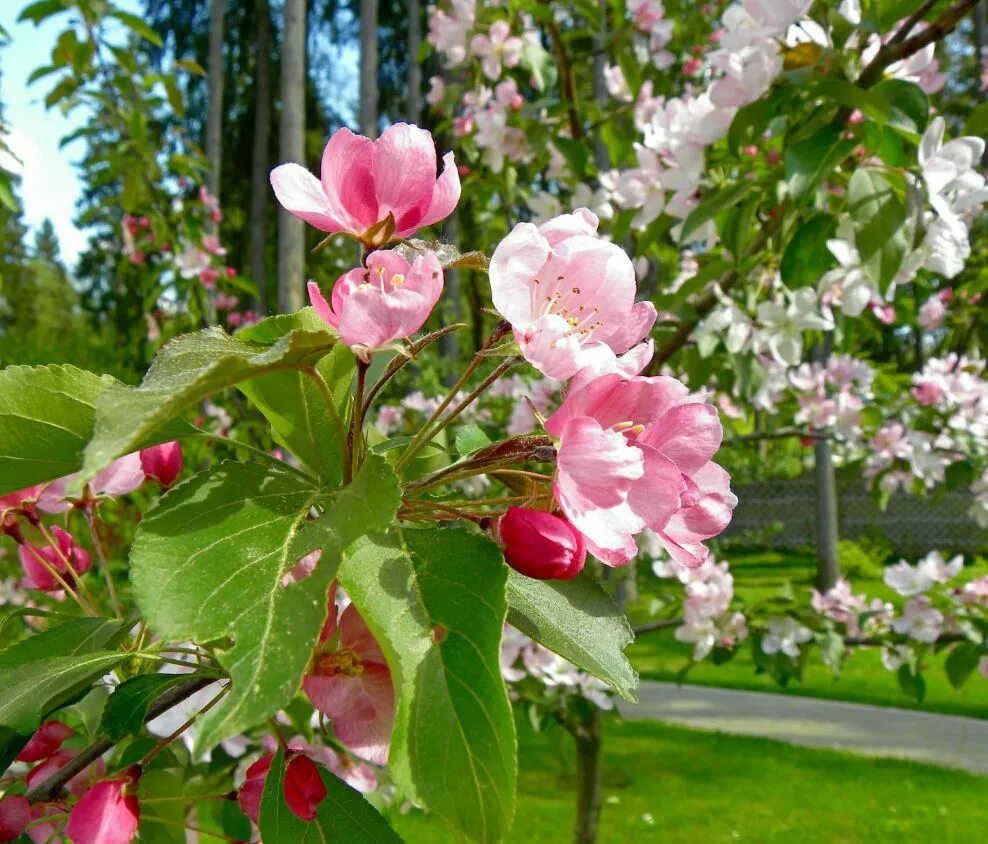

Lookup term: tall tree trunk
[813,335,840,591]
[204,0,225,221]
[407,0,422,123]
[277,0,307,314]
[573,709,603,844]
[359,0,379,136]
[976,1,985,103]
[249,0,272,312]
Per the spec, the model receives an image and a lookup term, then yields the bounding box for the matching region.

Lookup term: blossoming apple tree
[0,1,987,843]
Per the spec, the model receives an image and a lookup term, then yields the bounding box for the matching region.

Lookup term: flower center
[311,647,364,678]
[532,275,604,338]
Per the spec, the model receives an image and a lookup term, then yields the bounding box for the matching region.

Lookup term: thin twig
[25,677,214,803]
[83,506,122,619]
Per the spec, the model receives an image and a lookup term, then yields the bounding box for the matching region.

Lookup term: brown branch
[24,676,213,803]
[546,17,583,141]
[858,0,980,88]
[888,0,942,47]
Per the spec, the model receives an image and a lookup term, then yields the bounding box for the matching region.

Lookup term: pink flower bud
[18,526,92,591]
[683,57,703,75]
[847,109,865,125]
[199,267,220,289]
[238,751,328,825]
[498,508,587,580]
[225,266,236,278]
[16,721,74,763]
[0,796,30,842]
[140,442,183,489]
[139,216,150,228]
[742,145,758,156]
[65,769,140,844]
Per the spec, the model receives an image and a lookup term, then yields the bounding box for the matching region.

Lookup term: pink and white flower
[545,372,736,567]
[488,209,657,380]
[304,602,395,765]
[470,20,523,80]
[271,124,460,244]
[308,250,443,357]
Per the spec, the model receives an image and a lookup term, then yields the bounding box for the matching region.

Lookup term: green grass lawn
[394,717,988,843]
[627,548,988,720]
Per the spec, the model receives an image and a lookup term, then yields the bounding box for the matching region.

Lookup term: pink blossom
[917,293,947,330]
[425,75,446,106]
[65,769,140,844]
[270,124,460,244]
[199,267,220,289]
[0,796,30,842]
[140,442,183,490]
[488,209,656,380]
[545,373,736,566]
[891,596,944,643]
[498,507,587,580]
[470,20,523,80]
[25,803,67,844]
[201,233,227,256]
[16,721,74,763]
[304,603,395,765]
[19,526,92,591]
[308,250,443,357]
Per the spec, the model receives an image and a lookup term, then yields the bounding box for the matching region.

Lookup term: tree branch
[24,676,214,803]
[858,0,980,88]
[545,17,583,141]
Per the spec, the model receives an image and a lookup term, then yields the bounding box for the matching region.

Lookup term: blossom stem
[397,355,521,472]
[139,815,241,842]
[299,364,349,481]
[395,322,511,471]
[83,505,123,620]
[142,682,229,766]
[20,542,93,614]
[360,323,467,418]
[347,359,370,484]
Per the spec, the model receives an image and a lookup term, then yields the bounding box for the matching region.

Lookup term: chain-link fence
[723,475,987,556]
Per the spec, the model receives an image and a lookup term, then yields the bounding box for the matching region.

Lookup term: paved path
[618,682,988,775]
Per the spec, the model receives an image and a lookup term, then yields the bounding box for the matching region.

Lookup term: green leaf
[0,172,17,212]
[784,126,856,202]
[339,527,516,843]
[17,0,67,25]
[554,137,590,179]
[0,652,129,734]
[505,570,638,702]
[874,79,929,134]
[679,182,754,242]
[812,77,890,124]
[780,213,838,288]
[897,663,925,702]
[81,324,336,483]
[848,168,908,292]
[0,616,128,670]
[259,748,402,842]
[963,101,988,139]
[944,643,982,690]
[108,10,163,46]
[100,674,190,741]
[130,456,399,752]
[454,424,493,456]
[238,335,353,484]
[0,364,190,496]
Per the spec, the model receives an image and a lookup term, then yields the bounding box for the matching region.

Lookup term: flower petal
[270,163,344,232]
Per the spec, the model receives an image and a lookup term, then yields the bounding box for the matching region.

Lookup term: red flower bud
[140,441,183,489]
[238,751,328,826]
[16,720,74,762]
[498,507,586,580]
[0,796,29,843]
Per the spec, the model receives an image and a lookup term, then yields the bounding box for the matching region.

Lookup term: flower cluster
[647,545,988,689]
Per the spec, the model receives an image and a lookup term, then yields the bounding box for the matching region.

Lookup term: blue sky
[1,2,139,264]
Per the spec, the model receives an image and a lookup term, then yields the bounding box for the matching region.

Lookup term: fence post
[813,336,840,590]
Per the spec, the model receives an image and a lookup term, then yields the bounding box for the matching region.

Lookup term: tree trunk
[359,0,379,137]
[573,709,603,844]
[249,0,272,312]
[204,0,225,219]
[277,0,307,314]
[813,336,840,591]
[407,0,422,123]
[975,1,985,103]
